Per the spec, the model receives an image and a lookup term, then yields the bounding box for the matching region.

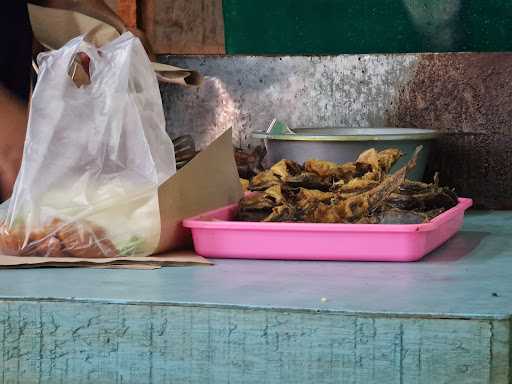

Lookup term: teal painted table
[0,211,511,383]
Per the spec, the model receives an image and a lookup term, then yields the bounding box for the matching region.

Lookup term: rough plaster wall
[388,53,512,209]
[159,54,512,209]
[160,55,417,148]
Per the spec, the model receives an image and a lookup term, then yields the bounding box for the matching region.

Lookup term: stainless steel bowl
[252,128,439,180]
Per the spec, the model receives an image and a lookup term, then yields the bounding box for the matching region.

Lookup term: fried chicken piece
[263,205,297,222]
[304,159,360,181]
[239,191,279,212]
[270,159,302,180]
[377,148,403,173]
[240,178,249,192]
[0,225,24,255]
[56,220,118,258]
[249,170,281,191]
[305,202,344,223]
[355,148,382,181]
[335,178,380,198]
[375,208,429,224]
[286,172,332,191]
[304,159,342,178]
[236,209,272,222]
[296,188,335,211]
[311,146,422,223]
[264,184,286,205]
[22,234,64,257]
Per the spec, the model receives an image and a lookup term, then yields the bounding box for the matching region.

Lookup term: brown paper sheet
[0,250,211,269]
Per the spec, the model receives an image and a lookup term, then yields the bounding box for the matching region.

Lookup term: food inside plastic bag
[0,32,176,258]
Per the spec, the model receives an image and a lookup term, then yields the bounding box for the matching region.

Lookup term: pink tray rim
[183,197,473,233]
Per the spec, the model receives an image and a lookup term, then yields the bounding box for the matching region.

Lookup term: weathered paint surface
[0,301,509,384]
[223,0,512,54]
[389,53,512,209]
[160,53,512,209]
[0,212,512,382]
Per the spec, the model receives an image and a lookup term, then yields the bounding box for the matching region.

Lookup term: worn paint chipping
[0,301,509,384]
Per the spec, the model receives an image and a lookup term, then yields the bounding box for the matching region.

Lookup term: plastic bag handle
[67,25,103,87]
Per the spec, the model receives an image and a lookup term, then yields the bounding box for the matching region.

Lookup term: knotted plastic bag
[0,32,176,258]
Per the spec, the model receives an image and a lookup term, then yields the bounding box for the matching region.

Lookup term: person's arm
[0,88,27,201]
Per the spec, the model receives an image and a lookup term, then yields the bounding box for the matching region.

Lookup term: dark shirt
[0,1,32,103]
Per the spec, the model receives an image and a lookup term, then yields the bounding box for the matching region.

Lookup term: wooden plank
[139,0,225,54]
[0,300,509,383]
[104,0,137,28]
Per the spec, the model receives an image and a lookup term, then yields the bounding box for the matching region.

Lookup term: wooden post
[104,0,137,28]
[138,0,225,54]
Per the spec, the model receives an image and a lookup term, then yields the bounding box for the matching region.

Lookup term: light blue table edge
[0,296,508,321]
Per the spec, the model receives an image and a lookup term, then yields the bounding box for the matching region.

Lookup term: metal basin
[252,128,439,181]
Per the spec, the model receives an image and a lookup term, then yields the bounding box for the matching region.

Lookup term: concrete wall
[160,53,512,209]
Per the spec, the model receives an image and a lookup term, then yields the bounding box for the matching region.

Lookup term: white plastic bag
[0,32,175,258]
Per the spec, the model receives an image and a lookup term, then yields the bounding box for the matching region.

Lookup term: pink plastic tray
[183,198,473,262]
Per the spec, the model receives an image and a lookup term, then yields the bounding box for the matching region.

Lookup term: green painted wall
[223,0,512,54]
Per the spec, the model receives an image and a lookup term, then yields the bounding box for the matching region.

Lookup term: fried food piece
[305,202,344,223]
[377,149,403,173]
[356,148,380,169]
[239,192,276,211]
[249,170,281,191]
[238,146,457,225]
[25,218,67,257]
[312,146,422,223]
[286,172,332,191]
[237,186,286,222]
[416,189,458,211]
[235,145,266,179]
[0,225,24,256]
[270,159,302,180]
[304,159,344,178]
[355,216,380,224]
[236,209,272,222]
[22,235,64,257]
[296,188,335,210]
[398,180,433,195]
[385,193,420,210]
[264,184,286,205]
[424,208,447,220]
[56,220,118,258]
[335,178,380,198]
[386,187,458,212]
[304,159,365,182]
[376,208,429,224]
[240,178,249,192]
[342,146,422,220]
[353,148,385,181]
[263,205,297,222]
